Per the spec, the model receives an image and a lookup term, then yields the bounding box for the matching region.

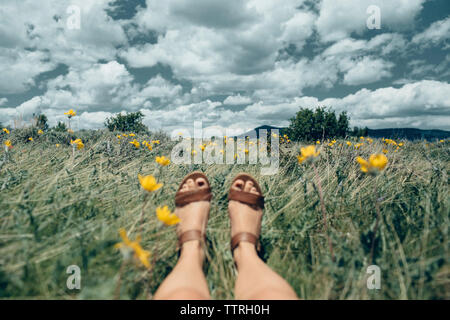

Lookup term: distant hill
[237,125,449,140]
[366,128,450,140]
[236,125,288,139]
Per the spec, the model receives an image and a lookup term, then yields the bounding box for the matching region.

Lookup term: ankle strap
[177,230,204,251]
[231,232,261,253]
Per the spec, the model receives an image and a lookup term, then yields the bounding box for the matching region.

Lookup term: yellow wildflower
[356,154,388,174]
[129,139,140,148]
[114,229,151,269]
[155,156,170,166]
[28,137,33,141]
[316,140,320,144]
[2,128,9,134]
[70,139,84,150]
[64,109,76,117]
[297,145,320,164]
[4,140,12,148]
[56,144,61,147]
[138,174,163,192]
[156,206,181,226]
[346,141,352,146]
[37,129,43,135]
[129,133,135,137]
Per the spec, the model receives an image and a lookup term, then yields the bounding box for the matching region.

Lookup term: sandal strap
[175,172,212,207]
[177,230,204,251]
[228,189,264,209]
[175,187,212,207]
[231,232,261,253]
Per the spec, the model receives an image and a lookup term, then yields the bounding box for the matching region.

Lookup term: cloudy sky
[0,0,449,134]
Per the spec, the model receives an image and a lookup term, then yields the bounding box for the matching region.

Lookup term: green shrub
[287,107,349,141]
[104,111,148,133]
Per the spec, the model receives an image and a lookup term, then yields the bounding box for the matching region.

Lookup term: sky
[0,0,449,134]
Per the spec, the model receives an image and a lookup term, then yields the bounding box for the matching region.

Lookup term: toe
[244,180,254,192]
[186,178,195,189]
[232,179,245,191]
[195,177,207,188]
[250,187,259,195]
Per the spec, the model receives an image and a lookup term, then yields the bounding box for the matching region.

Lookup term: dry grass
[0,130,448,299]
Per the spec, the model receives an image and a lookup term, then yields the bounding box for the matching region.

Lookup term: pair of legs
[153,175,298,300]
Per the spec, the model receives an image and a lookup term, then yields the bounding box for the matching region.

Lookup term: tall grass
[0,130,448,299]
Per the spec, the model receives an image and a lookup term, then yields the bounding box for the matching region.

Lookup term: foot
[175,176,211,262]
[228,178,263,262]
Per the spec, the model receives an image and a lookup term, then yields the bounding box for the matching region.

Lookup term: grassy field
[0,129,448,299]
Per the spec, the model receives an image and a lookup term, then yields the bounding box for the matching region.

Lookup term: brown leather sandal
[228,173,265,255]
[175,171,212,252]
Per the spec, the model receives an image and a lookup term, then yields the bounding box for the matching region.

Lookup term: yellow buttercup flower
[356,154,388,174]
[297,145,320,164]
[156,206,181,226]
[356,157,369,173]
[117,135,121,139]
[155,156,170,166]
[37,129,43,135]
[316,140,320,144]
[129,133,135,137]
[129,139,140,148]
[70,138,84,150]
[346,141,352,146]
[114,229,151,269]
[64,109,76,117]
[382,149,388,154]
[369,154,388,170]
[2,128,9,134]
[152,140,160,145]
[138,174,163,192]
[4,140,12,148]
[28,137,33,141]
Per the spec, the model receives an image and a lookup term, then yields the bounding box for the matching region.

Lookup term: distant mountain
[366,128,450,140]
[236,125,449,140]
[236,125,287,138]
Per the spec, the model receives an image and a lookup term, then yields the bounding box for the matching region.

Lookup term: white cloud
[0,98,8,106]
[296,80,450,129]
[316,0,425,42]
[342,57,394,85]
[413,17,450,46]
[0,49,56,94]
[0,0,127,72]
[223,94,252,105]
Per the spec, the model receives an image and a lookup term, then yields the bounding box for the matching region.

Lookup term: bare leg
[229,179,298,300]
[153,177,211,300]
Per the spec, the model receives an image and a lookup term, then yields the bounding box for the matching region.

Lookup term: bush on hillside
[286,107,349,141]
[104,111,148,133]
